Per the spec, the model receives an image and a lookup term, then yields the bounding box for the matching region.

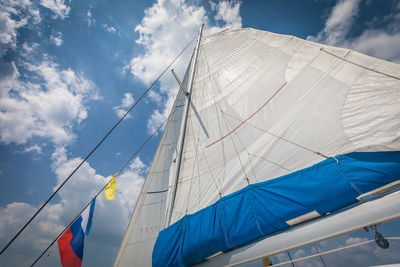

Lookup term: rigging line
[183,47,209,214]
[198,138,223,196]
[196,139,202,209]
[202,45,226,191]
[320,48,400,80]
[46,242,54,258]
[0,37,195,257]
[287,251,295,267]
[247,151,258,183]
[156,68,192,225]
[220,110,249,184]
[248,153,293,173]
[232,127,258,182]
[202,34,293,151]
[215,50,343,163]
[184,121,201,214]
[165,24,204,228]
[31,104,177,267]
[227,117,265,182]
[117,102,180,175]
[270,237,400,267]
[195,30,244,79]
[313,244,327,267]
[334,159,363,195]
[205,81,288,148]
[185,49,224,200]
[157,65,182,226]
[221,111,329,159]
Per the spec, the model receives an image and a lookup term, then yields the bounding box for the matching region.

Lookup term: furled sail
[115,28,400,266]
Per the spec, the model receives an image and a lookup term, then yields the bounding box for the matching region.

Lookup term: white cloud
[146,93,176,133]
[51,145,68,167]
[0,151,146,266]
[268,234,400,267]
[309,0,361,45]
[113,92,134,118]
[292,248,322,267]
[314,234,400,266]
[103,24,117,33]
[22,144,42,154]
[130,0,206,85]
[40,0,71,19]
[148,90,163,104]
[0,0,41,56]
[0,12,18,56]
[307,0,400,62]
[20,42,39,60]
[345,236,369,245]
[349,29,400,63]
[49,31,63,46]
[211,0,242,32]
[130,0,242,133]
[0,58,98,145]
[87,8,95,27]
[50,150,146,248]
[0,202,64,266]
[129,156,147,175]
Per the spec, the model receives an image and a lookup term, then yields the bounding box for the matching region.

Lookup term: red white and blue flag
[58,199,96,267]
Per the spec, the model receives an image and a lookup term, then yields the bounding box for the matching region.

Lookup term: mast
[164,23,205,227]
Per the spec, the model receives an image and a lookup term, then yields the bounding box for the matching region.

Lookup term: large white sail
[170,28,400,224]
[115,28,400,266]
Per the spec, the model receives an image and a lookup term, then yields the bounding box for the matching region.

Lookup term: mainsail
[114,27,400,266]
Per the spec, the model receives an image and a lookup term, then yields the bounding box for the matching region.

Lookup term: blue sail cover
[152,151,400,266]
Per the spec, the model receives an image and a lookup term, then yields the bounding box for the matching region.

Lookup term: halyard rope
[320,48,400,80]
[205,82,288,148]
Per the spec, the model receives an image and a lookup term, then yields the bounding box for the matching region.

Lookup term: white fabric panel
[80,203,91,234]
[170,28,400,224]
[113,61,192,266]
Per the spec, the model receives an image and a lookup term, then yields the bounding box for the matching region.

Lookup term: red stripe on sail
[205,82,287,148]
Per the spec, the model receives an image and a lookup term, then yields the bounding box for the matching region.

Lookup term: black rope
[0,38,194,256]
[287,251,295,267]
[30,103,181,266]
[313,244,327,267]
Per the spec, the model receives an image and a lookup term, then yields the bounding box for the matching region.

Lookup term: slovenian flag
[58,199,96,267]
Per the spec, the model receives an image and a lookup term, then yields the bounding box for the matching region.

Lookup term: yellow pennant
[104,175,117,200]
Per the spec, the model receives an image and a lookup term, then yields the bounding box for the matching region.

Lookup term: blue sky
[0,0,400,266]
